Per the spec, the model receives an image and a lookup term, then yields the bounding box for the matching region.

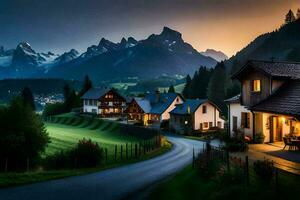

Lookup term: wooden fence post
[135,143,138,158]
[115,145,117,161]
[105,148,108,162]
[27,157,29,172]
[226,150,230,171]
[121,145,123,160]
[245,156,249,186]
[126,143,128,159]
[143,141,146,154]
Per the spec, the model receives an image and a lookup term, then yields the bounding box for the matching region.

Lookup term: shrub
[197,148,222,178]
[73,138,103,168]
[254,132,265,144]
[44,139,103,169]
[253,160,274,184]
[225,136,248,152]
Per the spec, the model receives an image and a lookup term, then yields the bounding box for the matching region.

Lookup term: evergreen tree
[168,85,175,93]
[207,62,227,113]
[63,84,71,100]
[182,75,192,98]
[297,9,300,19]
[285,9,296,24]
[21,86,35,110]
[80,75,93,96]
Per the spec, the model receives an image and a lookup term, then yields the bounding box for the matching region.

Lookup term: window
[252,80,261,92]
[241,112,250,129]
[89,99,93,105]
[209,122,213,128]
[202,105,207,114]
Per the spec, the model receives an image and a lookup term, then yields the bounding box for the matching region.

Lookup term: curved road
[0,136,205,200]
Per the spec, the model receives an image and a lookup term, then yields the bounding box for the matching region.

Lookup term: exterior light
[281,117,286,122]
[185,120,188,124]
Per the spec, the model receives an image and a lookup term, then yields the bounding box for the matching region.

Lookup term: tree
[168,85,175,93]
[207,62,227,113]
[182,75,192,98]
[21,86,35,110]
[297,8,300,19]
[0,97,49,171]
[80,75,93,96]
[63,84,71,101]
[285,9,296,24]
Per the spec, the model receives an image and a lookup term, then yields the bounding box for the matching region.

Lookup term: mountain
[201,49,228,62]
[45,27,217,83]
[0,43,79,78]
[226,19,300,73]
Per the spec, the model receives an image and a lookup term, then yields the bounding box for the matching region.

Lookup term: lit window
[253,80,261,92]
[204,122,208,128]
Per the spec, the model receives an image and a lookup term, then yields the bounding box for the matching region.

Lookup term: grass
[45,115,142,156]
[0,145,171,188]
[0,114,172,188]
[146,164,300,200]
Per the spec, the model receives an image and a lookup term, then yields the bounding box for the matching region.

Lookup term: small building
[226,60,300,143]
[124,91,184,125]
[169,99,225,134]
[81,88,127,118]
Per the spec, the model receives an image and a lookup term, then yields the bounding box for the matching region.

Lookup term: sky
[0,0,299,57]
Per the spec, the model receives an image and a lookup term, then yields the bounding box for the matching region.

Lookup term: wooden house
[81,88,127,118]
[226,60,300,143]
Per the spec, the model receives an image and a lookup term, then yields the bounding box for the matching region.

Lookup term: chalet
[169,99,225,134]
[226,60,300,143]
[81,88,127,118]
[124,91,184,125]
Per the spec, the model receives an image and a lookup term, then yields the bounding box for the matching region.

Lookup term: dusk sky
[0,0,299,57]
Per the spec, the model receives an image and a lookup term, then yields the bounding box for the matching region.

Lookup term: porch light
[185,120,188,125]
[281,117,286,122]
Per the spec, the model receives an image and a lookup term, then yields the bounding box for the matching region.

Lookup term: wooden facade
[124,99,145,122]
[98,90,126,117]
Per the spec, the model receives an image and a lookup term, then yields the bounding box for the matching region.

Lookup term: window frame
[252,79,261,93]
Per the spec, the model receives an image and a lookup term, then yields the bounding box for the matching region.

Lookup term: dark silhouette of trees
[168,85,175,93]
[21,86,35,110]
[285,9,296,24]
[80,75,93,96]
[182,75,192,98]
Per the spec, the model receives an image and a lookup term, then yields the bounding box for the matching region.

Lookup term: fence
[193,142,300,192]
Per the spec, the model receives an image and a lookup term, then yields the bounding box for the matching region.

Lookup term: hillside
[226,19,300,73]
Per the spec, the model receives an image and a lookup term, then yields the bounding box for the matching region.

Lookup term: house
[124,91,184,125]
[226,60,300,143]
[169,99,225,134]
[81,88,127,118]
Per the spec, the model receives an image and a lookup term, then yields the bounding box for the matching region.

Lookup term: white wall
[194,102,225,130]
[229,103,253,137]
[83,105,99,114]
[161,96,184,121]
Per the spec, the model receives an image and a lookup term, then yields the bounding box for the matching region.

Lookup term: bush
[253,160,274,184]
[45,138,103,169]
[254,132,265,144]
[225,136,248,152]
[197,148,222,178]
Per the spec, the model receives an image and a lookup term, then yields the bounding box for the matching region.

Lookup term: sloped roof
[170,99,207,115]
[81,88,111,99]
[145,92,180,114]
[251,81,300,118]
[232,60,300,80]
[135,98,152,113]
[224,94,241,104]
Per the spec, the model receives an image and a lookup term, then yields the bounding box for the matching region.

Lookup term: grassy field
[45,113,143,156]
[0,113,171,188]
[158,83,185,93]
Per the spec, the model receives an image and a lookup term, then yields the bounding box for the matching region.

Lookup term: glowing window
[253,80,261,92]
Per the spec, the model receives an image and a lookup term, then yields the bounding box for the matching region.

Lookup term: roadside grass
[0,144,171,188]
[146,164,300,200]
[0,114,172,188]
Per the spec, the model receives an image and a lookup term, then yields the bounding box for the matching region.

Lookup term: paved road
[0,136,205,200]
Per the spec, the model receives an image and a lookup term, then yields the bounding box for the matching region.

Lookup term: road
[0,135,205,200]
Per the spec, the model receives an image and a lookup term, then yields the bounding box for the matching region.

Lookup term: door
[270,116,283,143]
[232,116,237,132]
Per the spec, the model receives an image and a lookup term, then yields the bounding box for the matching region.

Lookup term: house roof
[81,88,110,99]
[251,81,300,118]
[224,94,241,104]
[145,92,181,114]
[170,99,207,115]
[134,98,152,113]
[232,60,300,80]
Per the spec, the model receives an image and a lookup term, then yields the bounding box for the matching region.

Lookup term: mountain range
[0,27,219,83]
[201,49,228,62]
